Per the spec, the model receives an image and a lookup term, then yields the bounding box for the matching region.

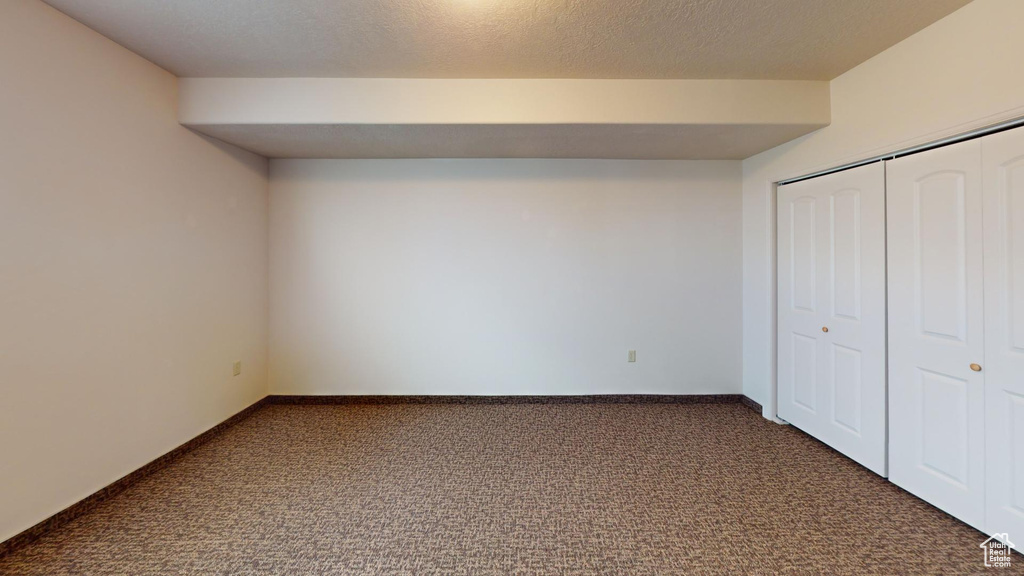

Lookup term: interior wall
[741,0,1024,417]
[270,159,741,396]
[0,0,269,542]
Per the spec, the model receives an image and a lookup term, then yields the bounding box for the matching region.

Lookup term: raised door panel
[919,369,970,486]
[831,343,862,434]
[983,127,1024,538]
[916,172,969,342]
[1005,156,1024,354]
[1006,394,1024,513]
[791,197,818,313]
[887,139,985,531]
[792,333,818,413]
[831,189,861,321]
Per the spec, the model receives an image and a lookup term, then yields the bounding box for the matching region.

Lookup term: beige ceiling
[43,0,970,80]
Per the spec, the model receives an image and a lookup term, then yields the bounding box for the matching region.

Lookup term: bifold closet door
[983,127,1024,538]
[887,139,986,531]
[777,162,887,476]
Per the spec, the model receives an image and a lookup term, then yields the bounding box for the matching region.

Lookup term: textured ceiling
[43,0,970,80]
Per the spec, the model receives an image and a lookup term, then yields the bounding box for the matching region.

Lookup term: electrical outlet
[232,361,242,376]
[628,350,636,363]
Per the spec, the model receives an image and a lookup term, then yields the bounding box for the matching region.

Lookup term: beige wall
[269,159,742,396]
[741,0,1024,416]
[0,0,269,541]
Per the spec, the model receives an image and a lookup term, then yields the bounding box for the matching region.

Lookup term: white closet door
[777,162,887,475]
[983,127,1024,538]
[887,139,986,531]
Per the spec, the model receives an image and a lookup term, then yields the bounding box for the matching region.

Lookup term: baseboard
[740,395,763,415]
[268,394,745,405]
[0,396,270,559]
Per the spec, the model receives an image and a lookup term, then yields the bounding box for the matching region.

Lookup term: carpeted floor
[0,402,1010,575]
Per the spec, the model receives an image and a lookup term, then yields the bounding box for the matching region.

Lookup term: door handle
[970,363,982,372]
[822,326,829,333]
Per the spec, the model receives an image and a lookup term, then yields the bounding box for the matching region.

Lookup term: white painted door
[983,127,1024,539]
[887,139,986,531]
[777,162,887,476]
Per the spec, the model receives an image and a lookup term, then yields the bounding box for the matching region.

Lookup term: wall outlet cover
[232,361,242,376]
[628,350,636,362]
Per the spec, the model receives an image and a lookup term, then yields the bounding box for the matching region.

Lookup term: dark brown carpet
[0,403,1011,575]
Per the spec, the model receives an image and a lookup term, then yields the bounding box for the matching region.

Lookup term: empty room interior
[3,0,1024,573]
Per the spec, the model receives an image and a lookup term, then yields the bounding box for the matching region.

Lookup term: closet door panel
[831,189,862,322]
[779,162,887,476]
[916,172,969,341]
[887,139,985,531]
[790,196,819,314]
[983,127,1024,538]
[779,190,825,421]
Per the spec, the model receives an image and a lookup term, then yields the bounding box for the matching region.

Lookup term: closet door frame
[764,114,1024,428]
[767,121,1024,541]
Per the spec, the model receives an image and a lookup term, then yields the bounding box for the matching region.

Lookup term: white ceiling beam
[178,78,830,159]
[180,78,829,126]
